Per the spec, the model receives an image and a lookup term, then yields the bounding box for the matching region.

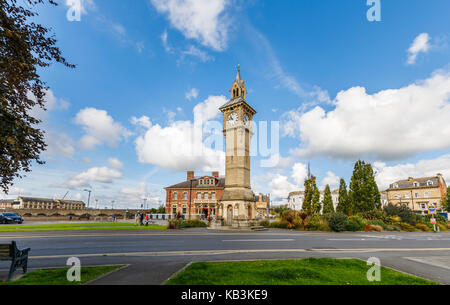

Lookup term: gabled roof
[389,176,439,189]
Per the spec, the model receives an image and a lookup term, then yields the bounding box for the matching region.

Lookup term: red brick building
[165,171,225,218]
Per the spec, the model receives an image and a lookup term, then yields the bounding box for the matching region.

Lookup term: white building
[287,190,339,212]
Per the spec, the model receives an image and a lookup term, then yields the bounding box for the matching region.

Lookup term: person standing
[145,214,149,226]
[135,212,140,226]
[139,212,144,226]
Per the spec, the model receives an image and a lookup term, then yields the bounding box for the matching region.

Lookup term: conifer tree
[349,160,381,213]
[322,184,334,214]
[336,178,351,215]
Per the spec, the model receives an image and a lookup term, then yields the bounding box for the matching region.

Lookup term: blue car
[0,213,24,224]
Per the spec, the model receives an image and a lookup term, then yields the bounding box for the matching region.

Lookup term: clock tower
[216,66,257,228]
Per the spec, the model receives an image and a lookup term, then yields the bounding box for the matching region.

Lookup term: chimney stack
[212,171,219,178]
[187,171,194,181]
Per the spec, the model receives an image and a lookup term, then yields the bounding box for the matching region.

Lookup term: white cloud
[246,25,330,105]
[374,154,450,190]
[291,163,308,186]
[161,30,174,53]
[185,88,199,101]
[108,158,123,170]
[193,95,225,122]
[407,33,431,65]
[135,96,226,172]
[268,173,298,202]
[131,116,152,129]
[151,0,230,51]
[74,108,131,150]
[67,166,122,188]
[284,69,450,161]
[321,171,339,189]
[180,45,214,62]
[44,130,75,157]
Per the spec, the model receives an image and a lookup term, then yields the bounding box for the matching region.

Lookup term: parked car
[0,213,24,224]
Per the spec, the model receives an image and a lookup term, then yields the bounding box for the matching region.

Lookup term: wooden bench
[0,241,30,282]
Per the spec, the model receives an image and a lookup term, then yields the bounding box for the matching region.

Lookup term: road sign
[428,205,436,214]
[430,218,436,224]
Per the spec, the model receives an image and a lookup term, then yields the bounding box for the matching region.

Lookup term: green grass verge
[166,258,439,285]
[0,265,124,285]
[0,223,166,232]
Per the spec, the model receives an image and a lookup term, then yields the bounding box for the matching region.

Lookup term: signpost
[428,205,437,232]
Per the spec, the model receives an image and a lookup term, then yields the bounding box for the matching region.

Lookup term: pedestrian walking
[145,214,149,226]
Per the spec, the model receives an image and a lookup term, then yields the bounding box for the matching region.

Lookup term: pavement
[1,229,450,285]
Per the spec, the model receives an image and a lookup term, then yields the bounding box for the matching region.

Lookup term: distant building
[386,174,447,214]
[0,197,85,210]
[255,194,270,218]
[287,189,339,212]
[165,171,224,218]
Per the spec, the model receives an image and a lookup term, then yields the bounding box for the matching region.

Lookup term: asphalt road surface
[1,229,449,285]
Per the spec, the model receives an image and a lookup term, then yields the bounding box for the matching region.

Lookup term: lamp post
[83,189,91,210]
[111,200,115,210]
[95,199,98,209]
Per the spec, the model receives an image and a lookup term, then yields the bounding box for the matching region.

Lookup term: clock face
[227,112,238,127]
[243,114,250,127]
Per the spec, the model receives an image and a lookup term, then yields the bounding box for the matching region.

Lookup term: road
[1,229,450,284]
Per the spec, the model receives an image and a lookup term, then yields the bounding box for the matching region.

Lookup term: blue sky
[2,0,450,208]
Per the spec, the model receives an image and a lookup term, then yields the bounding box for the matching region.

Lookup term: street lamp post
[111,200,115,210]
[95,199,98,209]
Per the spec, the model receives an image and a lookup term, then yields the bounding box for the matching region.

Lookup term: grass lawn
[0,265,124,285]
[166,258,438,285]
[0,223,166,232]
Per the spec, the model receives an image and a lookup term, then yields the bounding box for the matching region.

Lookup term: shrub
[344,218,363,232]
[270,220,289,229]
[397,222,416,232]
[447,224,450,230]
[329,214,348,232]
[281,210,301,229]
[259,219,269,227]
[167,219,207,229]
[365,225,383,232]
[384,203,415,225]
[437,223,447,231]
[415,223,430,231]
[358,210,388,221]
[368,219,388,229]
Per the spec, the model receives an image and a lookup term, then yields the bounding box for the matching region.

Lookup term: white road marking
[222,239,295,242]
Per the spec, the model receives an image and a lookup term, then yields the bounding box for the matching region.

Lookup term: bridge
[2,208,149,221]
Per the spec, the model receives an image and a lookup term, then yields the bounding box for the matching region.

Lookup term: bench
[0,241,30,282]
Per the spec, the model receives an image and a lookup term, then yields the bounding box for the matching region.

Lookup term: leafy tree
[336,178,351,215]
[322,184,334,214]
[0,0,74,193]
[348,160,381,213]
[442,187,450,212]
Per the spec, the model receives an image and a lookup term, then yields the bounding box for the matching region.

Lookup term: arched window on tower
[236,88,239,96]
[233,89,236,98]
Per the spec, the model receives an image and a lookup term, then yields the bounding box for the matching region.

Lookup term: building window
[204,193,209,200]
[393,183,399,188]
[424,192,430,198]
[172,207,177,214]
[404,194,410,199]
[183,207,187,214]
[212,192,216,200]
[427,180,433,186]
[183,192,188,200]
[421,204,426,209]
[413,182,419,187]
[414,193,419,198]
[396,194,401,199]
[173,192,178,200]
[197,192,201,199]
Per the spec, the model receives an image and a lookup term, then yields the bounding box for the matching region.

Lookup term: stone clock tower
[215,66,257,228]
